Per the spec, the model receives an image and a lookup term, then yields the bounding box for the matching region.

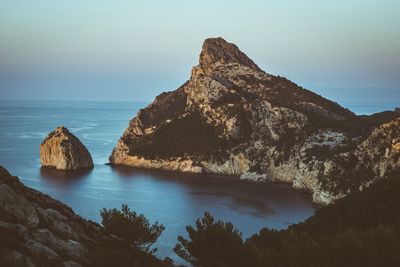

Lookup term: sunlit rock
[40,126,93,171]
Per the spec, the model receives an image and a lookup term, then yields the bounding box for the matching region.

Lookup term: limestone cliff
[0,166,168,267]
[40,126,93,171]
[110,37,400,205]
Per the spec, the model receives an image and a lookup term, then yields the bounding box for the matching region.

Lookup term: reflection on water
[40,167,92,181]
[39,167,92,191]
[0,100,316,264]
[192,191,275,218]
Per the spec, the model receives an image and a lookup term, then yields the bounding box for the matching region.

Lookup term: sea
[0,99,395,263]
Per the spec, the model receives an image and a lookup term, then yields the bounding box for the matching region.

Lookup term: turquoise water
[1,99,392,262]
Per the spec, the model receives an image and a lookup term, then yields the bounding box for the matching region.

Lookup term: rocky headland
[40,126,94,171]
[110,37,400,205]
[0,166,168,267]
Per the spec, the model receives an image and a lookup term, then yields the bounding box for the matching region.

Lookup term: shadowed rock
[40,126,93,171]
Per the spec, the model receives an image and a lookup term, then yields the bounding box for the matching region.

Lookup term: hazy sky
[0,0,399,105]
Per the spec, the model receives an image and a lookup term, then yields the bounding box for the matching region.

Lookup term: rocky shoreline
[110,37,400,205]
[0,166,168,267]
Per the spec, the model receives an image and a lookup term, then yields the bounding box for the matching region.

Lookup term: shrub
[174,212,255,267]
[100,204,165,254]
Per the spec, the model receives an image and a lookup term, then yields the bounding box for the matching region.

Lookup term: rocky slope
[110,37,400,205]
[40,126,93,171]
[0,166,168,267]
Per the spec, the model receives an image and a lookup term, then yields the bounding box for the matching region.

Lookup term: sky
[0,0,399,106]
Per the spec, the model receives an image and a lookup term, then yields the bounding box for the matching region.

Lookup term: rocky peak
[199,37,262,73]
[110,37,399,205]
[54,126,69,134]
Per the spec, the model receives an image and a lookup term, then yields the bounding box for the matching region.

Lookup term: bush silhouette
[174,212,254,267]
[100,204,165,254]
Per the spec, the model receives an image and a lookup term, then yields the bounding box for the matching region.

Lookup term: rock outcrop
[0,166,168,267]
[40,126,93,171]
[110,37,400,205]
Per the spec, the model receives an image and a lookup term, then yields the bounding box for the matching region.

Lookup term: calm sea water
[0,99,391,262]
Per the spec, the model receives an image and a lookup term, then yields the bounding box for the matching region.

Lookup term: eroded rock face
[40,126,93,171]
[0,166,167,267]
[110,37,400,204]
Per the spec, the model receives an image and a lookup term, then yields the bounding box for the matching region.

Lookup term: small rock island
[40,126,93,171]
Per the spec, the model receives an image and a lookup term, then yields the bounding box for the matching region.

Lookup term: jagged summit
[199,37,262,72]
[110,37,399,205]
[54,125,69,134]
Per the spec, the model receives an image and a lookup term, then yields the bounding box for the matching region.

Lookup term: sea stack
[110,37,400,204]
[40,126,93,171]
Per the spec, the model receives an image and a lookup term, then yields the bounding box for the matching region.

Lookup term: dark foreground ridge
[246,170,400,267]
[0,166,169,267]
[110,37,400,205]
[172,170,400,267]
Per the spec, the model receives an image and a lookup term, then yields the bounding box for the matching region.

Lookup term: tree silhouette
[100,204,165,254]
[174,212,254,267]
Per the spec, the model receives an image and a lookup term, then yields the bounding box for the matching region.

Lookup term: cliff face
[0,166,166,267]
[40,126,94,171]
[110,37,400,205]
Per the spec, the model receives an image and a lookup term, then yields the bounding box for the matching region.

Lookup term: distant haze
[0,0,399,106]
